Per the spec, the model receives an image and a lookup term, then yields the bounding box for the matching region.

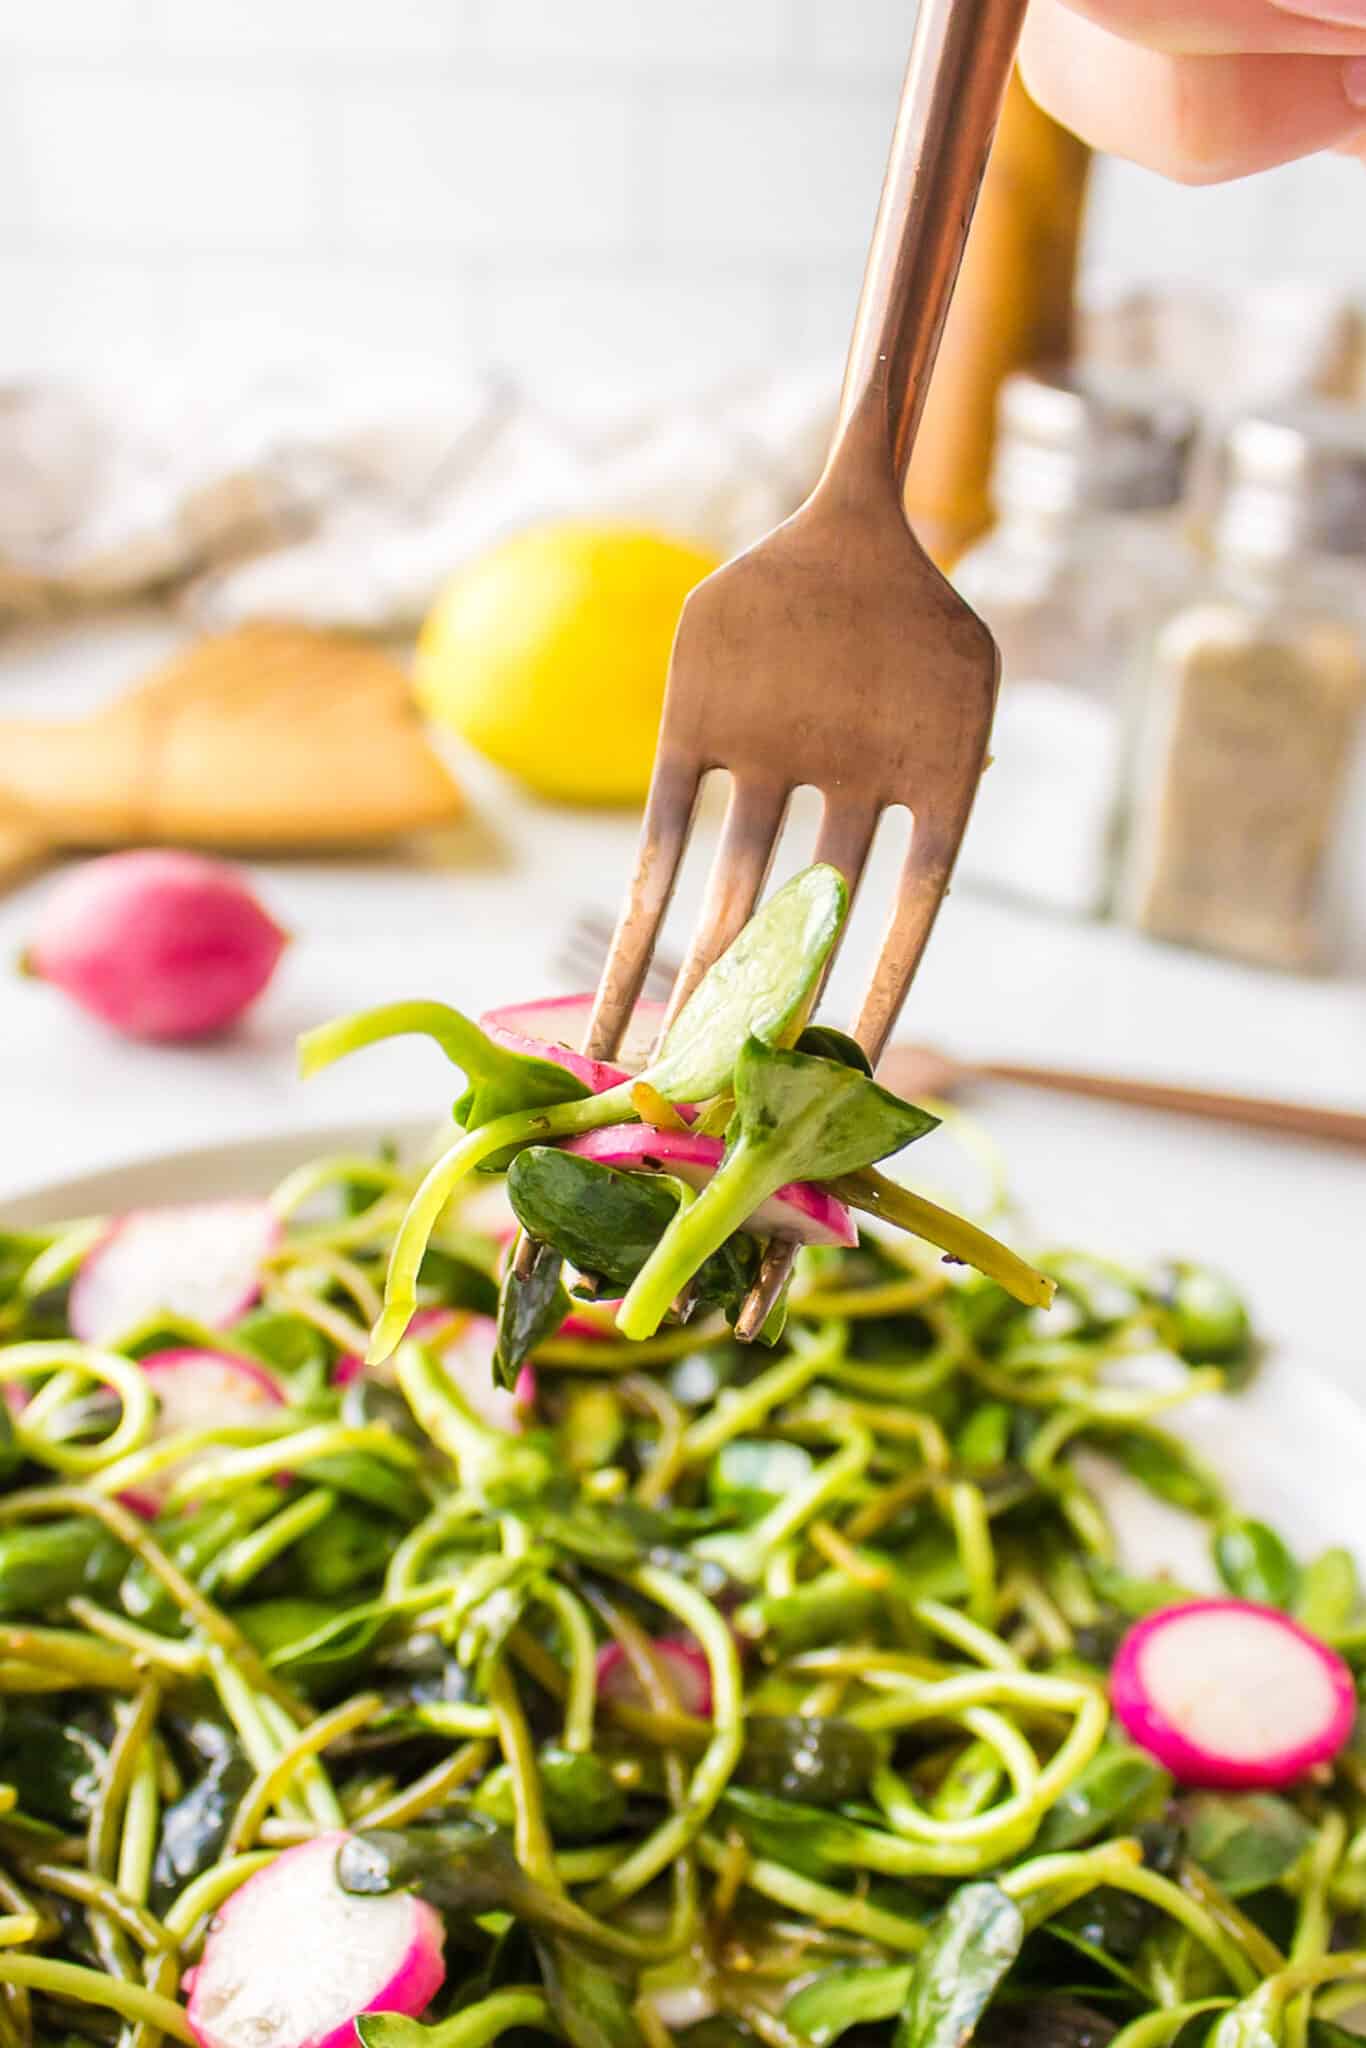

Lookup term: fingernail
[1348,55,1366,101]
[1274,0,1366,20]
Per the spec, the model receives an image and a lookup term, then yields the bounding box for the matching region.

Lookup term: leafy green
[150,1738,253,1907]
[0,1708,106,1826]
[299,1000,590,1129]
[894,1884,1024,2048]
[473,1746,627,1841]
[785,1962,914,2045]
[736,1714,878,1806]
[1294,1547,1359,1636]
[709,1438,815,1517]
[1213,1519,1299,1609]
[1090,1428,1226,1517]
[1148,1262,1254,1372]
[617,1037,937,1338]
[494,1236,570,1388]
[643,866,848,1102]
[794,1025,874,1075]
[1033,1746,1170,1854]
[505,1148,758,1316]
[535,1937,647,2048]
[0,1518,127,1616]
[1180,1792,1313,1897]
[293,1501,399,1595]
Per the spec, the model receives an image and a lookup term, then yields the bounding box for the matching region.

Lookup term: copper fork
[560,0,1028,1333]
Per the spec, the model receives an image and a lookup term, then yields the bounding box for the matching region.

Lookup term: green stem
[409,1990,557,2046]
[0,1344,156,1474]
[162,1855,275,1941]
[616,1134,777,1341]
[584,1563,744,1911]
[1108,2000,1232,2048]
[696,1836,926,1953]
[372,1090,634,1362]
[213,1488,339,1594]
[0,1956,195,2045]
[834,1168,1055,1308]
[678,1321,844,1463]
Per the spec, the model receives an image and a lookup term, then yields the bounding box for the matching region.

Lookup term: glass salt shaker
[953,366,1199,917]
[1119,402,1366,972]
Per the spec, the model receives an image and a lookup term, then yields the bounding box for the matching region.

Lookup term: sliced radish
[561,1126,857,1250]
[336,1310,533,1429]
[70,1201,280,1345]
[185,1830,444,2048]
[480,994,665,1097]
[596,1635,713,1718]
[122,1348,287,1514]
[1111,1598,1356,1790]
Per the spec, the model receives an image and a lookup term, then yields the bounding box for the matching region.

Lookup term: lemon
[414,523,719,804]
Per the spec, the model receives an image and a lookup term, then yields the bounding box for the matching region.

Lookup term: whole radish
[22,850,287,1042]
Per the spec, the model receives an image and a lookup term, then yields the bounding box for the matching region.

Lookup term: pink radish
[596,1635,713,1717]
[22,850,287,1043]
[480,994,664,1096]
[562,1126,857,1249]
[185,1831,444,2048]
[70,1201,280,1345]
[336,1311,533,1429]
[1111,1598,1356,1790]
[122,1349,286,1515]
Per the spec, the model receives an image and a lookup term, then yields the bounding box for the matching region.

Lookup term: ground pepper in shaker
[1119,403,1366,972]
[953,366,1198,916]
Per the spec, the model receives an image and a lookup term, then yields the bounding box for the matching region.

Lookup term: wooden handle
[831,0,1030,490]
[982,1059,1366,1148]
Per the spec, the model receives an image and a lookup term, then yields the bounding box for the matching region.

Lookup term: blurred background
[2,0,1364,384]
[0,0,1363,1340]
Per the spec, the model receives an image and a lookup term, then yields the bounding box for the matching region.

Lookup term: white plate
[3,1121,1365,1586]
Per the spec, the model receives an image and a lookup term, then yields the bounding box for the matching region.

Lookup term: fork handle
[980,1060,1366,1148]
[834,0,1031,489]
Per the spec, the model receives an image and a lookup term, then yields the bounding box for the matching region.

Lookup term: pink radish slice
[597,1635,713,1718]
[185,1830,444,2048]
[335,1311,533,1429]
[562,1126,857,1250]
[70,1201,281,1345]
[559,1303,625,1339]
[122,1349,287,1515]
[480,994,665,1097]
[1111,1598,1357,1790]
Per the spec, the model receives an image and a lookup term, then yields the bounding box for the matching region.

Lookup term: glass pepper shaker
[953,366,1199,917]
[1118,402,1366,973]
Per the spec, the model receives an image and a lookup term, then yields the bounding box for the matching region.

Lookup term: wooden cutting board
[0,623,463,887]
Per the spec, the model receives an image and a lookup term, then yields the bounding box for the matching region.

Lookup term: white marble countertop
[1,609,1362,1397]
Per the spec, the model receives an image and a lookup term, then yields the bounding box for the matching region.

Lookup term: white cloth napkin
[0,285,1357,635]
[0,362,839,632]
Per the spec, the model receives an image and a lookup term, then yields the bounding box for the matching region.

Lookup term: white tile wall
[0,0,1361,389]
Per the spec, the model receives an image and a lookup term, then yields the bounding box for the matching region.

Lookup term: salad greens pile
[0,872,1363,2048]
[300,867,1053,1376]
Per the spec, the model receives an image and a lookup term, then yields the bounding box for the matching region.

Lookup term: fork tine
[661,777,789,1029]
[813,799,882,902]
[583,760,703,1061]
[852,808,969,1063]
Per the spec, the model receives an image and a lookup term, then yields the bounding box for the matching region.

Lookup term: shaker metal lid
[1216,400,1366,557]
[993,364,1200,514]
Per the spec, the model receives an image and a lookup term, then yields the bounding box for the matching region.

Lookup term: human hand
[1018,0,1366,180]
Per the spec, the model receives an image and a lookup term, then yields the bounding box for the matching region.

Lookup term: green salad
[1,868,1363,2048]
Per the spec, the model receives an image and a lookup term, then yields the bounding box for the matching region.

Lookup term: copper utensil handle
[835,0,1031,487]
[983,1060,1366,1148]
